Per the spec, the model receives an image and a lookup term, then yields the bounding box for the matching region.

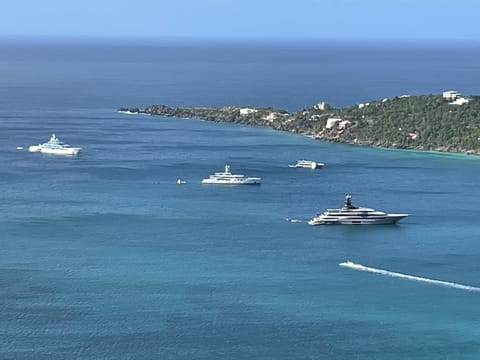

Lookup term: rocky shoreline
[119,95,480,156]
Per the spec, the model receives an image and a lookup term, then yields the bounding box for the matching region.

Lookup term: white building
[449,97,470,106]
[264,112,278,121]
[408,132,418,140]
[309,115,322,121]
[443,91,460,100]
[314,101,328,111]
[239,108,258,115]
[326,118,342,129]
[338,120,351,130]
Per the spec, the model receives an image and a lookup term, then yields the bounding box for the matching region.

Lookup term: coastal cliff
[120,93,480,155]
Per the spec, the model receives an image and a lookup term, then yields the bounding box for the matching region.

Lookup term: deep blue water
[1,39,480,359]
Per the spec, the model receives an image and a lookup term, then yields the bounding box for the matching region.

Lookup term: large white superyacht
[29,134,82,155]
[202,164,261,185]
[308,195,408,225]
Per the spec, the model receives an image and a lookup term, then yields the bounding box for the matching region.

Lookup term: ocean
[1,39,480,359]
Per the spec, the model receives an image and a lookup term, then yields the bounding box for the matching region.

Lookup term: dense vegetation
[120,94,480,155]
[328,95,480,153]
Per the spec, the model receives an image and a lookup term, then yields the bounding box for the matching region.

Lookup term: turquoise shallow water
[1,40,480,359]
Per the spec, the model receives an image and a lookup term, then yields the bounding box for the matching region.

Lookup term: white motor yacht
[29,134,82,155]
[288,160,324,169]
[308,195,408,225]
[202,164,261,185]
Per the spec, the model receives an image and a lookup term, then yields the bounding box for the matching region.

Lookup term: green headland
[120,91,480,155]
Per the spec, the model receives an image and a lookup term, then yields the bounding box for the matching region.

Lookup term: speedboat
[29,134,82,155]
[202,164,261,185]
[288,160,324,169]
[308,195,408,225]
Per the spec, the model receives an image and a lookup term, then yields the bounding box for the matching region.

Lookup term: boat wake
[339,261,480,292]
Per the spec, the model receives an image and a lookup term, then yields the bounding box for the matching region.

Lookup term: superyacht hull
[29,146,82,155]
[201,178,261,185]
[308,214,408,225]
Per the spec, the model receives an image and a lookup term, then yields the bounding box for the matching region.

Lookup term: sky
[0,0,478,41]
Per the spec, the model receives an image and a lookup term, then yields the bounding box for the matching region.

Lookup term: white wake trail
[339,261,480,292]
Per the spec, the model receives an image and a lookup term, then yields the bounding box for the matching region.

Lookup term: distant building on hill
[338,120,351,130]
[442,90,470,105]
[313,101,329,111]
[326,118,342,129]
[449,97,470,106]
[239,108,258,115]
[264,112,279,121]
[443,90,460,100]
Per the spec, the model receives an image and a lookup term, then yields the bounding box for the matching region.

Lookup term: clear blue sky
[1,0,478,41]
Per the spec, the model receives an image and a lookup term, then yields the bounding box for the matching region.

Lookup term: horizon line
[1,34,479,45]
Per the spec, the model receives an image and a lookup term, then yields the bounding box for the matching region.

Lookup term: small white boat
[29,134,81,155]
[202,164,261,185]
[288,160,324,169]
[308,195,408,225]
[176,178,187,184]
